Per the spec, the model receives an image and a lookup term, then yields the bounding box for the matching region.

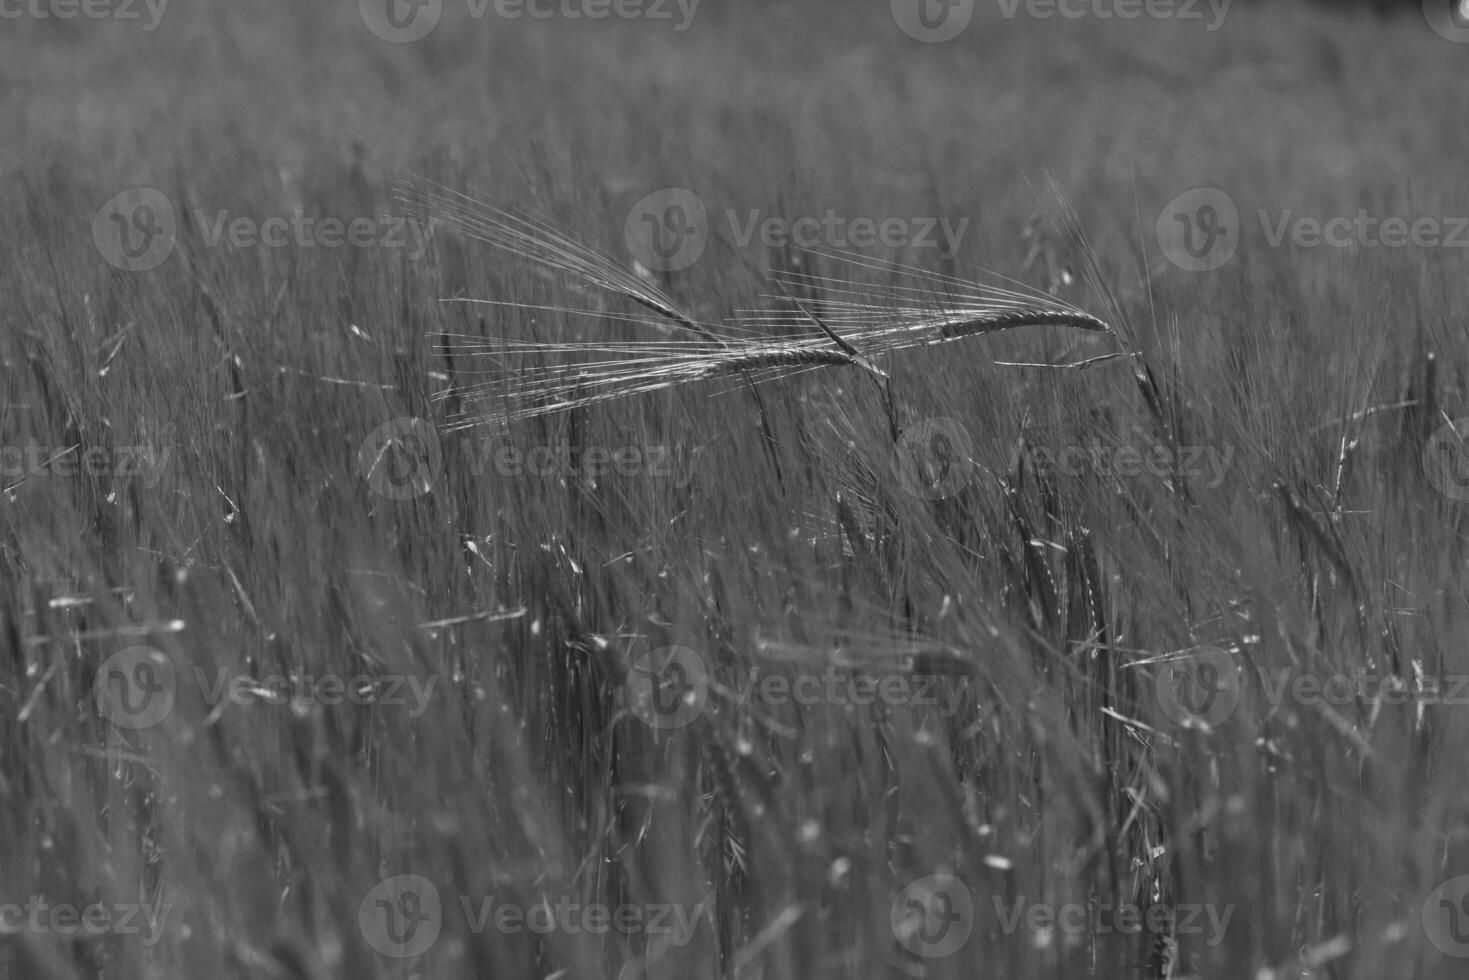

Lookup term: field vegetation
[2,2,1468,977]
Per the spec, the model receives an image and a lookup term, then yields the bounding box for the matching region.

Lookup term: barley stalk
[400,179,1127,429]
[396,179,709,339]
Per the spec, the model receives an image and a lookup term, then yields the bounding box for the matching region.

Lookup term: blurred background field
[2,1,1468,978]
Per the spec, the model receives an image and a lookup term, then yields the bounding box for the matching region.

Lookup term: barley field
[3,1,1469,978]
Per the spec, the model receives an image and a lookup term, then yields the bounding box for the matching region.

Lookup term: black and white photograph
[3,0,1469,976]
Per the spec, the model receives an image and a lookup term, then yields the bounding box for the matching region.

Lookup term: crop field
[2,1,1469,977]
